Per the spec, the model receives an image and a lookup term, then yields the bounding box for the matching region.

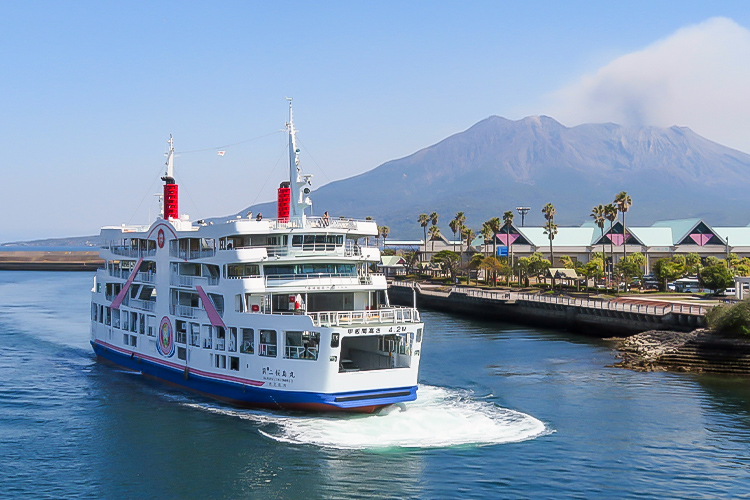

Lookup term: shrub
[706,300,750,337]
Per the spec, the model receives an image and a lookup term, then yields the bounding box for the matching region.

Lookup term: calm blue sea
[1,271,750,499]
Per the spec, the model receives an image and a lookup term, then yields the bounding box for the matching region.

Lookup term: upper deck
[100,215,382,264]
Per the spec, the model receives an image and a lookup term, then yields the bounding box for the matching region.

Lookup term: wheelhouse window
[284,331,320,360]
[291,234,343,250]
[259,330,277,357]
[226,263,261,279]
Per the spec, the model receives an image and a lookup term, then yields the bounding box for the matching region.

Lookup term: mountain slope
[244,116,750,238]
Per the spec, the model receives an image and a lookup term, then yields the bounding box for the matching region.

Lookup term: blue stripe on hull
[91,341,417,412]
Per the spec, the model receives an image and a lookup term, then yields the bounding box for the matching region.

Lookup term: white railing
[309,306,421,327]
[285,346,319,359]
[258,343,278,357]
[129,298,155,312]
[170,304,207,319]
[135,271,156,283]
[170,274,219,287]
[108,247,157,258]
[170,248,216,260]
[265,273,361,287]
[457,288,712,317]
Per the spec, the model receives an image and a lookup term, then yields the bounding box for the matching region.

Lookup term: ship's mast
[161,135,179,220]
[286,98,312,221]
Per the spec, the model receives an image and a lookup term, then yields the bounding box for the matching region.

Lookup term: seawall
[0,251,103,271]
[389,282,708,337]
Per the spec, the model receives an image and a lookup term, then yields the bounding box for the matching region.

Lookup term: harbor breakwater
[389,282,709,337]
[0,251,103,271]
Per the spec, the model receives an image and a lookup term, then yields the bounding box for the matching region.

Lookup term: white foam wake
[182,385,548,450]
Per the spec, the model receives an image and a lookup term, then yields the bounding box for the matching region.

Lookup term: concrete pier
[389,282,709,337]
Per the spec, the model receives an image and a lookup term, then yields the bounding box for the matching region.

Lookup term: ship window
[189,323,200,347]
[139,314,145,334]
[130,312,138,333]
[112,309,121,329]
[105,307,111,326]
[330,333,340,348]
[122,312,129,331]
[285,331,319,360]
[416,328,422,343]
[146,315,156,337]
[229,356,239,371]
[240,328,254,354]
[215,326,225,351]
[175,320,187,345]
[178,347,186,360]
[228,327,237,352]
[215,354,226,369]
[259,330,277,357]
[202,324,212,349]
[91,303,98,322]
[99,305,104,324]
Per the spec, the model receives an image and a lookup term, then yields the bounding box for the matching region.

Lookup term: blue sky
[2,1,750,241]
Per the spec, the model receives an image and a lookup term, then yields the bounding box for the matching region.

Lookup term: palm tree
[430,211,439,228]
[380,226,390,248]
[417,214,429,255]
[461,227,476,283]
[604,203,618,288]
[543,219,558,270]
[502,211,514,285]
[614,191,633,261]
[428,225,441,253]
[480,222,493,257]
[450,212,466,253]
[542,203,557,266]
[590,204,606,257]
[487,217,501,258]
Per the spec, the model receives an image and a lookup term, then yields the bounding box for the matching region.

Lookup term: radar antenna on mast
[285,99,312,221]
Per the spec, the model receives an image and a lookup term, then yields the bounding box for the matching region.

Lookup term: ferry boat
[89,102,424,412]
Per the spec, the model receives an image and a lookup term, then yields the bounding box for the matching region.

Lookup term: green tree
[614,191,633,261]
[469,253,485,285]
[699,260,734,293]
[684,252,702,276]
[615,252,645,288]
[653,257,685,291]
[480,256,503,287]
[559,255,575,269]
[528,252,551,284]
[431,250,460,280]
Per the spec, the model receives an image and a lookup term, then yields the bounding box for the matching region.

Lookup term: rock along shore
[611,329,750,375]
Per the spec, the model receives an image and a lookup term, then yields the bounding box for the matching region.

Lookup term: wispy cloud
[540,17,750,153]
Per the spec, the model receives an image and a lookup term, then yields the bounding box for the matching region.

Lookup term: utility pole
[516,207,530,227]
